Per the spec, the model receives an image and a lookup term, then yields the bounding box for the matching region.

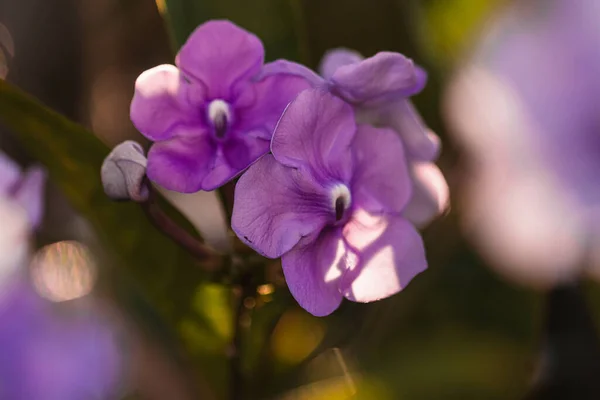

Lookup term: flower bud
[101,141,149,202]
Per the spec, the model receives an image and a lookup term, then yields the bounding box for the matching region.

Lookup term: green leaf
[162,0,308,62]
[0,79,229,394]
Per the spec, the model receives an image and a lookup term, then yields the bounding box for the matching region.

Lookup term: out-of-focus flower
[0,152,122,398]
[318,49,449,226]
[101,140,149,202]
[0,152,46,286]
[0,152,46,228]
[130,20,315,192]
[233,89,426,316]
[0,198,29,287]
[0,280,122,399]
[445,0,600,287]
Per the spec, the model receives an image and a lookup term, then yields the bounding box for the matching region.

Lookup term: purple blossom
[0,151,46,286]
[0,152,120,398]
[130,20,315,192]
[0,280,122,400]
[318,48,449,226]
[232,89,426,316]
[0,151,46,228]
[445,0,600,286]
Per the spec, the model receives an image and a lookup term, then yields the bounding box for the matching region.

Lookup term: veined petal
[351,124,412,214]
[341,212,426,302]
[318,48,364,80]
[146,132,216,193]
[232,154,329,258]
[199,153,239,192]
[330,52,421,105]
[235,69,315,138]
[130,65,203,141]
[222,133,270,172]
[271,88,355,184]
[281,230,344,316]
[176,20,264,99]
[403,162,450,227]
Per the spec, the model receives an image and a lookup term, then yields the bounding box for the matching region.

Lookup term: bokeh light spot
[271,310,325,365]
[30,241,97,302]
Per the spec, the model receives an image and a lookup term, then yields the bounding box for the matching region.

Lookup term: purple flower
[445,0,600,286]
[319,49,435,160]
[0,151,46,228]
[0,152,46,286]
[130,20,315,192]
[0,280,122,399]
[318,48,449,226]
[232,89,427,316]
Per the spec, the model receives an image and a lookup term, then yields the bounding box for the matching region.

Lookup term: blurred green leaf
[0,79,230,395]
[162,0,307,62]
[419,0,509,65]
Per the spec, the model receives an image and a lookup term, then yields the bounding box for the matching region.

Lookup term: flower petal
[235,69,315,138]
[0,151,21,194]
[373,100,441,161]
[351,124,412,214]
[341,212,426,302]
[257,60,324,86]
[402,162,450,227]
[271,88,355,183]
[281,230,344,316]
[330,52,421,105]
[0,198,30,284]
[318,48,364,80]
[12,167,46,228]
[176,20,264,99]
[200,154,241,192]
[413,65,428,94]
[222,133,270,171]
[232,154,329,258]
[131,65,203,141]
[146,132,216,193]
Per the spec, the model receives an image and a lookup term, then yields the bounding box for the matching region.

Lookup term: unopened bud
[101,141,149,202]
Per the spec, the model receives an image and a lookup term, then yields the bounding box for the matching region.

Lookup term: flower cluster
[130,20,448,315]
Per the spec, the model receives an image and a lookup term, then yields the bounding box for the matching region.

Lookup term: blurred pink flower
[445,0,600,287]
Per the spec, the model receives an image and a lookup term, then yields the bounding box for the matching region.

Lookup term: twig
[141,184,220,264]
[524,283,600,399]
[230,268,255,400]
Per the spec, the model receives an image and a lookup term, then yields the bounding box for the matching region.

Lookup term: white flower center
[207,99,232,139]
[330,184,351,221]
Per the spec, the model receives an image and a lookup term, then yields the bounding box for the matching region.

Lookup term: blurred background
[1,0,600,399]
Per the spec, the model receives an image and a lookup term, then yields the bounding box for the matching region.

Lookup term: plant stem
[525,283,600,399]
[141,185,220,265]
[230,269,254,400]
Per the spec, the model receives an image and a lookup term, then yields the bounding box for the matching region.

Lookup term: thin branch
[141,184,221,265]
[230,269,255,400]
